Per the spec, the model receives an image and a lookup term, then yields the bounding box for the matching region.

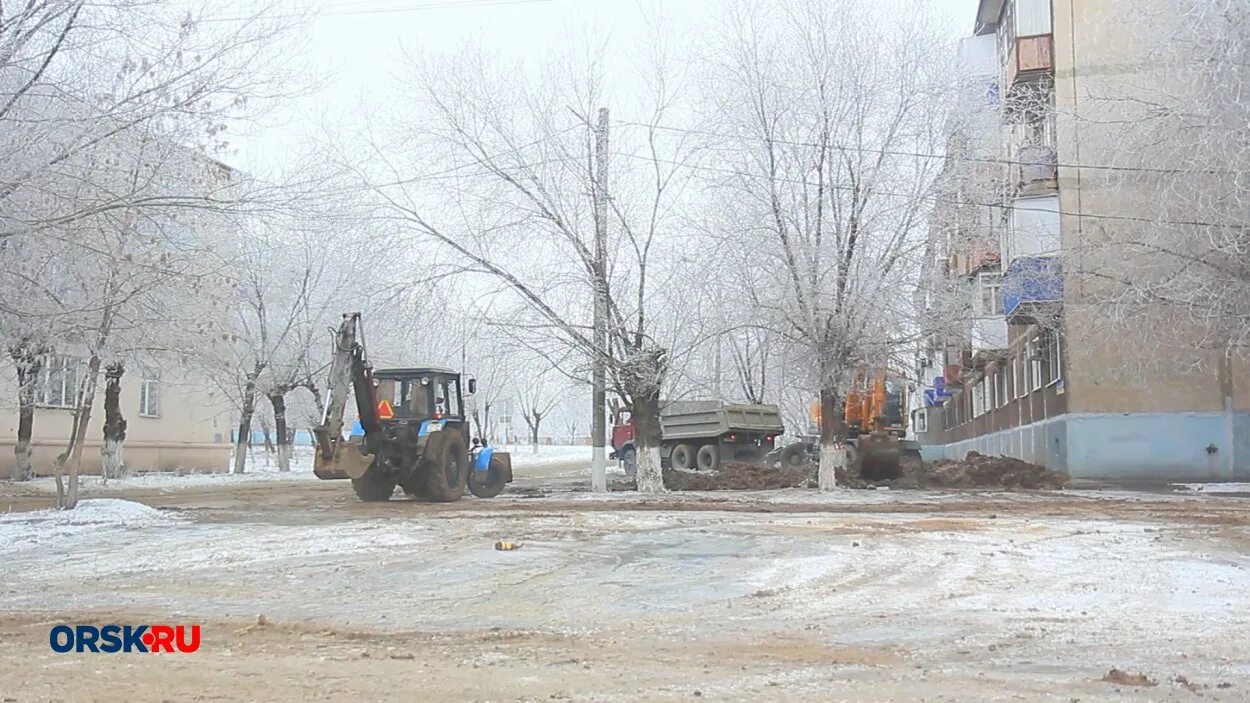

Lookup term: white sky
[229,0,980,173]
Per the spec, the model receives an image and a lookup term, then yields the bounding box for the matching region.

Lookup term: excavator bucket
[856,431,903,481]
[313,441,375,480]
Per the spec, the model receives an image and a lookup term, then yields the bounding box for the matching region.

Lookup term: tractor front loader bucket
[313,441,375,480]
[856,431,903,481]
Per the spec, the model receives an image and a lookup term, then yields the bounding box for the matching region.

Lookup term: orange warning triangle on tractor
[377,399,395,420]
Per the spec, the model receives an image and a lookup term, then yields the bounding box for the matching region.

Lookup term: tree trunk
[817,385,845,491]
[260,418,274,454]
[522,410,542,455]
[269,391,291,472]
[64,353,104,509]
[630,387,665,493]
[233,367,261,474]
[101,362,127,480]
[11,348,42,482]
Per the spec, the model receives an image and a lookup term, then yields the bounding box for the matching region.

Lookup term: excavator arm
[312,313,379,480]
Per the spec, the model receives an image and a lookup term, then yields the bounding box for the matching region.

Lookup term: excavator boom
[312,313,378,480]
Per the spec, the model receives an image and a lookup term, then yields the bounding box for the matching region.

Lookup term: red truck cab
[612,412,640,467]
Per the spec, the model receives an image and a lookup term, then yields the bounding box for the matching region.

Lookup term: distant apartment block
[911,0,1249,481]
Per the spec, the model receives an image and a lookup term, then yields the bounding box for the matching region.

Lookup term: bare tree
[518,369,562,453]
[362,32,701,493]
[708,0,949,488]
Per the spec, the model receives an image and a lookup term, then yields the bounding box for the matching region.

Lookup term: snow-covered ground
[17,444,592,493]
[1,482,1247,700]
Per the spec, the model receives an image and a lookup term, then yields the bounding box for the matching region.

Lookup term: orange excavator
[842,369,920,480]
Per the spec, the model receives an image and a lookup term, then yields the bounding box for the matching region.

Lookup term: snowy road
[1,476,1248,701]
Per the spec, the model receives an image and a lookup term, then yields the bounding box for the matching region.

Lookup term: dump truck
[311,312,513,502]
[610,400,787,476]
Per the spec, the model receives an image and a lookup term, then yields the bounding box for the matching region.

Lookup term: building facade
[913,0,1250,481]
[0,361,232,476]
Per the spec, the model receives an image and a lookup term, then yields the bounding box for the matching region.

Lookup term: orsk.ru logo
[49,624,201,653]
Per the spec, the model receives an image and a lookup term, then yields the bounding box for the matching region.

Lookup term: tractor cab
[373,367,476,423]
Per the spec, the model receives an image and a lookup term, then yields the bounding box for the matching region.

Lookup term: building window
[140,371,161,418]
[1027,336,1043,391]
[915,411,928,433]
[997,368,1009,408]
[972,381,985,418]
[1043,330,1063,386]
[978,273,1003,316]
[37,355,81,408]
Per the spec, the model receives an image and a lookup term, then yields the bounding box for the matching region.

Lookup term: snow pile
[0,499,184,552]
[497,445,592,467]
[1172,482,1250,494]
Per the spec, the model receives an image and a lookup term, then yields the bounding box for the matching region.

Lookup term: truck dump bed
[659,401,785,440]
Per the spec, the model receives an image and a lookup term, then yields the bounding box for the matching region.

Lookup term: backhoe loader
[311,313,513,502]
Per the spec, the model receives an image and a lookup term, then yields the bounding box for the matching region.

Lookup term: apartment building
[912,0,1250,481]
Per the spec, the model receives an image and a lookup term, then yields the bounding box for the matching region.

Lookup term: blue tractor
[311,313,512,502]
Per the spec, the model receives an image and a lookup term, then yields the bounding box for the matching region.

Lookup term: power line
[609,149,1249,231]
[368,125,582,188]
[612,119,1249,178]
[200,0,554,23]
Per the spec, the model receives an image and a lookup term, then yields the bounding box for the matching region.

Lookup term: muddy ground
[1,461,1248,702]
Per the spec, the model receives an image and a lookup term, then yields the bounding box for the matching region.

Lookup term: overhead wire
[608,149,1248,231]
[610,119,1249,178]
[199,0,555,23]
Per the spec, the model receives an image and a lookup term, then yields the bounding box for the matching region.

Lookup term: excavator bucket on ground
[856,430,903,481]
[312,439,374,480]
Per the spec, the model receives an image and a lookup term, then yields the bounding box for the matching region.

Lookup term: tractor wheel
[695,444,721,471]
[670,443,696,470]
[780,443,807,468]
[422,430,467,502]
[351,467,397,502]
[468,454,509,498]
[621,446,637,479]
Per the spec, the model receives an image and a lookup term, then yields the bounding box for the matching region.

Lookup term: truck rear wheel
[780,442,807,468]
[422,430,467,502]
[670,443,695,470]
[696,444,720,471]
[351,467,397,502]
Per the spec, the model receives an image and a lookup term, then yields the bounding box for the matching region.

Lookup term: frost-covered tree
[365,31,701,493]
[706,0,949,489]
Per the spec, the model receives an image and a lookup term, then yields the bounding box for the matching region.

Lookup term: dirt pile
[891,451,1068,490]
[662,462,815,491]
[1101,669,1157,687]
[615,451,1066,492]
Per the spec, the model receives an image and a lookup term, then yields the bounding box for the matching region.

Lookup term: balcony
[1002,194,1060,266]
[949,245,1001,277]
[1003,256,1062,322]
[1015,144,1057,195]
[970,316,1007,364]
[1004,34,1053,87]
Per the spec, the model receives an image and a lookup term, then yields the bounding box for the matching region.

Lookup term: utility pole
[591,106,609,493]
